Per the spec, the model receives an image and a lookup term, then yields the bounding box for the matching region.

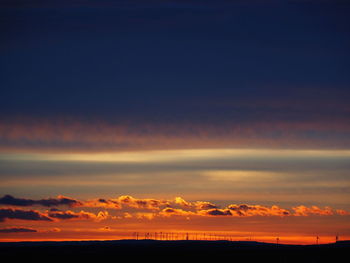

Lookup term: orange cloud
[292,206,334,216]
[227,204,291,217]
[83,199,121,209]
[135,213,156,220]
[123,212,133,219]
[174,197,218,210]
[194,201,218,210]
[174,197,192,208]
[117,195,170,210]
[1,195,349,224]
[47,209,108,222]
[336,209,350,216]
[197,208,232,216]
[159,207,195,217]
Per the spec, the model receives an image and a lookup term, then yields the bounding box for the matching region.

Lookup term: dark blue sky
[1,0,350,125]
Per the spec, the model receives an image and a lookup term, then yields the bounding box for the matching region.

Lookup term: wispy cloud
[1,116,350,152]
[0,227,37,233]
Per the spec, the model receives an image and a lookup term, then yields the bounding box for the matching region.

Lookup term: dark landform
[1,240,349,263]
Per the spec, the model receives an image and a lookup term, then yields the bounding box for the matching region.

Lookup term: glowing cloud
[227,204,291,217]
[197,208,232,216]
[47,209,109,222]
[1,195,349,224]
[159,207,195,217]
[292,206,334,216]
[117,195,170,210]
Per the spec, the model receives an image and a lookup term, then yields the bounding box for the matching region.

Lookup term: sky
[0,0,350,244]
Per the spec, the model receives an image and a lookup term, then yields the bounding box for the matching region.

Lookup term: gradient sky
[0,0,350,244]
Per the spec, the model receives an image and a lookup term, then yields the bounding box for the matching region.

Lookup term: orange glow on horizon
[0,230,348,245]
[1,194,349,245]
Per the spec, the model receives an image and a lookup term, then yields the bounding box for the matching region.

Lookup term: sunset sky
[1,0,350,244]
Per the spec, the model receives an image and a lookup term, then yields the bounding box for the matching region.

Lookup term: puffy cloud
[96,211,109,221]
[166,203,289,218]
[83,198,121,209]
[0,195,82,208]
[198,208,232,216]
[174,197,218,210]
[47,209,108,221]
[117,195,169,210]
[0,227,37,233]
[46,195,83,207]
[227,204,290,217]
[194,201,218,210]
[0,206,107,222]
[174,197,192,208]
[159,207,195,217]
[0,194,169,211]
[0,195,36,207]
[0,208,52,222]
[292,206,333,216]
[1,195,349,223]
[47,210,84,220]
[83,195,168,210]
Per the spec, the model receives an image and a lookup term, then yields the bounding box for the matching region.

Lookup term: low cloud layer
[47,209,108,222]
[0,195,348,223]
[0,208,52,222]
[0,195,82,208]
[227,204,291,217]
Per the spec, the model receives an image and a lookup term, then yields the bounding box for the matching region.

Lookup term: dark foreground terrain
[1,240,349,263]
